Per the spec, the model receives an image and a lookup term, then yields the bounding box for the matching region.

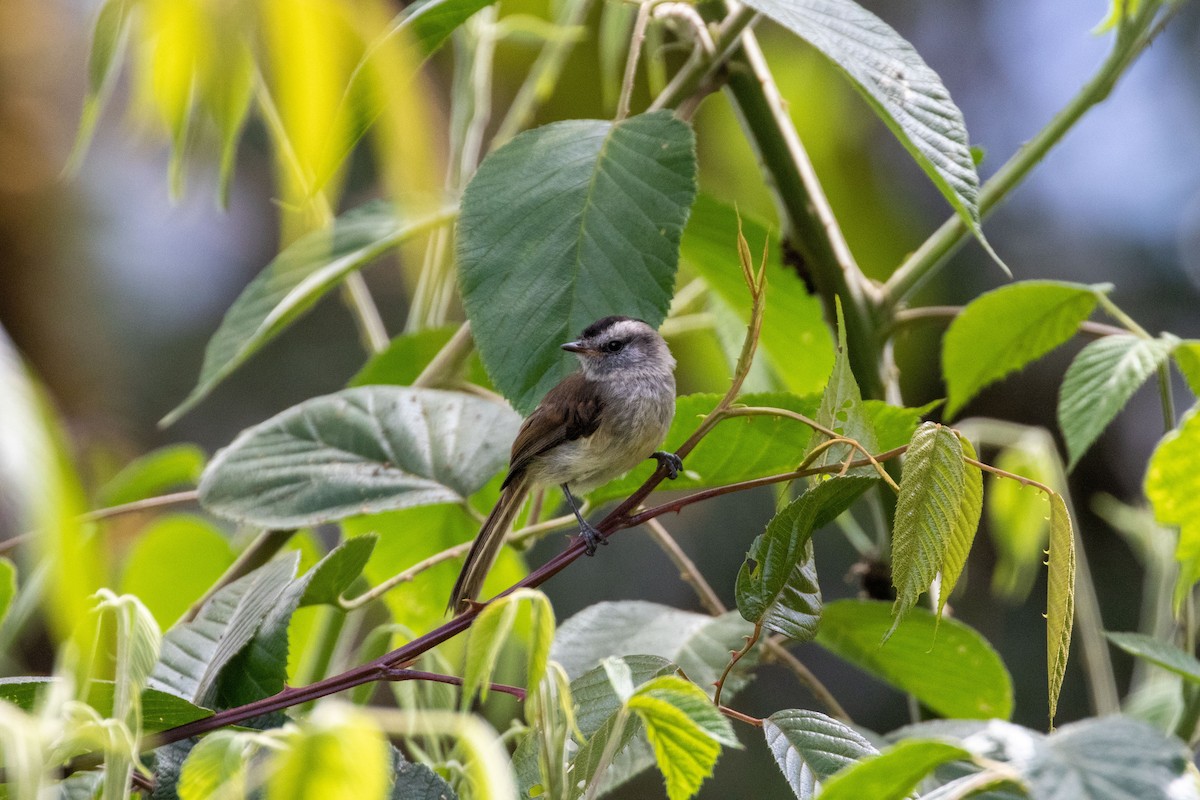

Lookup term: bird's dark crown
[580,315,646,339]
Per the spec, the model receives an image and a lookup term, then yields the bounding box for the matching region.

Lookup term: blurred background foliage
[1,0,1199,795]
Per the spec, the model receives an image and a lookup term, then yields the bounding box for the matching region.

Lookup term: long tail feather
[448,473,530,613]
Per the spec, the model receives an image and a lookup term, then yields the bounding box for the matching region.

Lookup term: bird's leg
[651,451,683,480]
[561,484,604,555]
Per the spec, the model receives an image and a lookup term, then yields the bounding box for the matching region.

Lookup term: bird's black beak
[561,340,588,353]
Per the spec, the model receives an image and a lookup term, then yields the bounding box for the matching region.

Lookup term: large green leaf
[149,555,299,705]
[1022,717,1191,799]
[818,739,971,800]
[736,0,991,257]
[265,705,390,800]
[119,514,235,628]
[0,677,210,732]
[551,602,756,698]
[762,709,877,800]
[1106,631,1200,684]
[588,392,820,505]
[889,423,967,635]
[99,444,207,507]
[199,387,520,528]
[942,281,1102,418]
[680,196,833,396]
[1059,334,1176,469]
[736,477,875,640]
[816,600,1013,719]
[348,326,491,389]
[1046,490,1075,724]
[299,535,377,607]
[458,111,697,414]
[1145,404,1200,607]
[163,202,453,426]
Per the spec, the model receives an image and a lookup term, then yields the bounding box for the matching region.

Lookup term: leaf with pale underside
[736,0,999,268]
[763,709,877,799]
[1058,333,1176,470]
[943,281,1103,418]
[199,387,520,529]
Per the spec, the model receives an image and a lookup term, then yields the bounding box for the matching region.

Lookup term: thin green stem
[880,1,1174,308]
[1095,293,1152,338]
[616,2,653,121]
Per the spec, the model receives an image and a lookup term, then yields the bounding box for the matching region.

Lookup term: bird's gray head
[561,316,675,380]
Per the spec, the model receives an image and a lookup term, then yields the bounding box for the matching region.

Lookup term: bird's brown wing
[502,372,604,488]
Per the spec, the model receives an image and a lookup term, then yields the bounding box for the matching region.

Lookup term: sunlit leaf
[99,444,207,507]
[266,705,390,800]
[163,202,453,426]
[864,399,942,452]
[628,676,738,800]
[1058,333,1176,469]
[348,326,490,389]
[889,423,965,636]
[818,739,971,800]
[680,196,834,396]
[1145,404,1200,609]
[179,730,251,800]
[763,709,877,800]
[816,600,1013,719]
[1173,341,1200,396]
[736,0,998,266]
[943,281,1103,418]
[1046,490,1075,725]
[464,591,553,707]
[458,111,697,414]
[199,387,520,528]
[0,559,15,632]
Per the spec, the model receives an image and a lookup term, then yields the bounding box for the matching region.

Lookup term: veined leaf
[179,730,251,800]
[1145,404,1200,609]
[300,535,377,607]
[889,423,965,636]
[1106,631,1200,684]
[864,399,942,452]
[162,202,454,426]
[627,676,737,800]
[680,196,834,396]
[763,709,877,800]
[816,600,1013,719]
[199,387,520,529]
[943,281,1103,418]
[808,300,879,475]
[589,392,820,505]
[818,739,971,800]
[458,111,697,414]
[938,434,982,617]
[736,0,994,262]
[463,589,554,707]
[1059,334,1176,470]
[736,477,875,640]
[1046,490,1075,725]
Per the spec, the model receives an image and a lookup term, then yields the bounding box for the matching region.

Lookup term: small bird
[448,316,681,612]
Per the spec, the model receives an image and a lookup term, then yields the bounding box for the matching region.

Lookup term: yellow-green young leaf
[178,730,251,800]
[628,676,737,800]
[987,448,1053,602]
[943,281,1102,418]
[68,0,133,172]
[1145,404,1200,609]
[889,423,965,638]
[99,444,207,507]
[88,590,163,728]
[818,739,971,800]
[939,435,983,617]
[0,558,15,630]
[808,300,879,475]
[265,705,389,800]
[1058,334,1176,470]
[1047,491,1075,725]
[119,514,234,628]
[1174,341,1200,396]
[463,597,521,709]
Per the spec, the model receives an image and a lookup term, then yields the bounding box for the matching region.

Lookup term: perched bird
[448,316,680,612]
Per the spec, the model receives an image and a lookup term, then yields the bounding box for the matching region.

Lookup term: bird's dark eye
[603,339,625,353]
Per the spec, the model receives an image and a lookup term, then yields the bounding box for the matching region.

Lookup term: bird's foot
[580,521,606,556]
[652,450,683,480]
